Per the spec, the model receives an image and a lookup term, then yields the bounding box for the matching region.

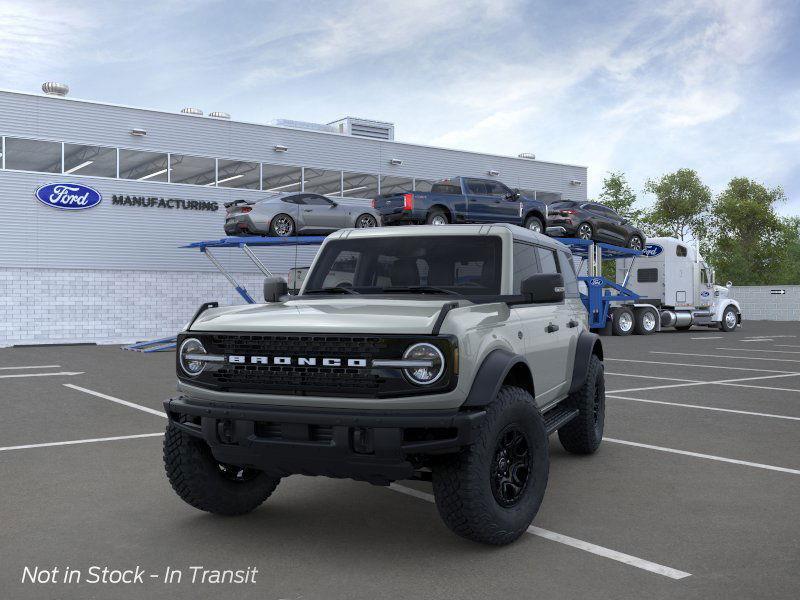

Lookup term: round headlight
[403,343,445,386]
[179,338,207,377]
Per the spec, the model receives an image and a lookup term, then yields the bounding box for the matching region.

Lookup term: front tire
[558,354,605,454]
[432,386,549,545]
[524,215,544,234]
[719,306,738,332]
[163,421,280,515]
[269,213,295,237]
[627,235,644,251]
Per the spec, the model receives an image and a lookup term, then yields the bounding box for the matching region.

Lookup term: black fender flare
[569,330,603,394]
[462,348,531,407]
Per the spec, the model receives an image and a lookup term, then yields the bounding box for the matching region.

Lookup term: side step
[542,405,579,435]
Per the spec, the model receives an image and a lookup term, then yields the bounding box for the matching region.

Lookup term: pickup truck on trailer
[373,176,549,233]
[163,224,605,545]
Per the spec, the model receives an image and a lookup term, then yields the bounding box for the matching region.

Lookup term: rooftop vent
[209,111,230,119]
[329,117,394,141]
[180,107,203,116]
[42,82,69,97]
[269,119,337,134]
[518,152,536,160]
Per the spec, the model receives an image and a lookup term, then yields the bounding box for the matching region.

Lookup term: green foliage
[706,178,796,285]
[597,171,643,226]
[642,169,711,241]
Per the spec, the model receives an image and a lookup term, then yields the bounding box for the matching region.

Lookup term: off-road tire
[611,307,634,336]
[426,208,449,225]
[164,421,280,515]
[719,306,738,332]
[633,307,657,335]
[431,386,549,545]
[524,215,544,234]
[558,354,605,454]
[269,213,295,237]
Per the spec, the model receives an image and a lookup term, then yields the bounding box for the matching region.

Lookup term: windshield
[303,236,502,296]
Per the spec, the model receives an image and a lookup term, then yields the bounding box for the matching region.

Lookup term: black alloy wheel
[577,223,593,240]
[490,425,532,507]
[628,235,644,251]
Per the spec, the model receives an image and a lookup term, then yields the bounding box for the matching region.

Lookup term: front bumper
[164,396,485,484]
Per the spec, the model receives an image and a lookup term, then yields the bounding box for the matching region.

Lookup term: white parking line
[388,484,691,580]
[740,339,773,343]
[606,372,701,383]
[690,336,723,340]
[0,433,164,453]
[607,372,800,394]
[604,438,800,476]
[776,345,800,349]
[650,351,800,364]
[606,358,797,374]
[607,395,800,421]
[64,384,167,418]
[716,348,800,354]
[0,365,61,370]
[0,371,84,379]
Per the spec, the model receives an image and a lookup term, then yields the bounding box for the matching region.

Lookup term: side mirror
[263,276,288,302]
[521,273,565,303]
[329,201,338,208]
[726,281,732,288]
[287,267,310,294]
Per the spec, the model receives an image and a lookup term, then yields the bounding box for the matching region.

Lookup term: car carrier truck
[605,236,742,335]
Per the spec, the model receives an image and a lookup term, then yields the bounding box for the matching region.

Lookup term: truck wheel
[558,354,605,454]
[524,215,544,233]
[611,307,634,336]
[432,386,549,545]
[269,214,295,237]
[426,209,449,225]
[633,308,657,335]
[719,306,738,332]
[163,420,280,516]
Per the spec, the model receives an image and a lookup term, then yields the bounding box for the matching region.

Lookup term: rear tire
[558,354,605,454]
[524,215,544,234]
[432,386,549,545]
[269,213,295,237]
[627,235,644,251]
[576,222,593,240]
[633,308,657,335]
[611,307,634,336]
[163,420,280,516]
[426,209,449,225]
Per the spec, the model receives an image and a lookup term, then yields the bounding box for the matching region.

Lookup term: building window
[4,138,61,173]
[341,172,378,198]
[379,175,413,195]
[304,168,342,196]
[63,144,117,177]
[217,159,260,189]
[119,149,169,182]
[170,154,216,186]
[414,178,436,192]
[262,163,302,192]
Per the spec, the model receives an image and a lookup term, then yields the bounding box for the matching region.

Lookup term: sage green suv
[163,224,605,545]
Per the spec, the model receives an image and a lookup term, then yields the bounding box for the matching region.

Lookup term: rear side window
[638,268,658,282]
[430,180,462,194]
[513,242,540,293]
[536,247,560,275]
[676,245,688,257]
[557,251,579,298]
[281,195,304,204]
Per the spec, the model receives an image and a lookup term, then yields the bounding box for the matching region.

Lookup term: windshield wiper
[382,286,460,296]
[303,287,359,295]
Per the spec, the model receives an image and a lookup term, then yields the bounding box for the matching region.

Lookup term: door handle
[303,209,313,212]
[568,320,579,328]
[546,323,559,333]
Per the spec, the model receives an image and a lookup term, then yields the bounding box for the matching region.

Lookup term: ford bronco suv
[163,224,605,545]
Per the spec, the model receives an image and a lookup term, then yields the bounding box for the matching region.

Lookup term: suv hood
[189,297,461,335]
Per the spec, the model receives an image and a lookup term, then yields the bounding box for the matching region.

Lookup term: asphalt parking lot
[1,321,799,600]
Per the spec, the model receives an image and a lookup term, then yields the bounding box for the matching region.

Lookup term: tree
[598,171,642,225]
[706,178,792,285]
[642,169,711,241]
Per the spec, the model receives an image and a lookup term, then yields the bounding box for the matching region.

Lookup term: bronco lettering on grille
[228,356,369,367]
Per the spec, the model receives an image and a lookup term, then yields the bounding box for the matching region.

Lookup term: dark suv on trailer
[546,200,646,249]
[373,176,548,233]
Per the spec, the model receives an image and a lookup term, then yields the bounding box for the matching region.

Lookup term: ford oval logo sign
[589,278,603,286]
[641,244,663,257]
[700,290,710,297]
[35,183,102,210]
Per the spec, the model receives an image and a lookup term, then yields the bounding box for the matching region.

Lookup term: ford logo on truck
[641,244,663,257]
[35,183,102,210]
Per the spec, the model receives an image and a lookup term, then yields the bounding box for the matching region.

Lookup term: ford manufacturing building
[0,85,587,347]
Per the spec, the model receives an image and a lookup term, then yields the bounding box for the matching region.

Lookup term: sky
[1,0,799,213]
